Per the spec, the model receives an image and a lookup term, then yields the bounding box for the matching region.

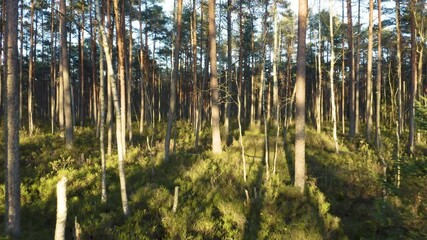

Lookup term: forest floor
[0,121,426,239]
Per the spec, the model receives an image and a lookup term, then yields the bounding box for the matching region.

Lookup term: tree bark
[54,177,67,240]
[366,0,374,142]
[294,0,308,192]
[330,0,339,153]
[396,0,403,136]
[5,0,20,235]
[408,0,417,154]
[348,0,356,138]
[375,0,382,148]
[209,0,222,154]
[165,0,183,161]
[113,0,127,155]
[28,0,35,136]
[96,0,129,216]
[61,0,74,148]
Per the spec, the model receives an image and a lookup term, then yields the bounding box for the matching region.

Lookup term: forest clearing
[1,0,427,239]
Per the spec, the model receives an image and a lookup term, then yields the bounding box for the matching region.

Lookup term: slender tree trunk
[19,1,23,125]
[139,2,145,134]
[50,0,56,134]
[225,0,232,144]
[408,0,418,154]
[273,0,279,125]
[127,7,132,143]
[100,36,107,203]
[61,0,73,148]
[5,0,20,235]
[79,2,85,126]
[366,0,374,142]
[375,0,382,148]
[113,0,127,155]
[330,0,339,153]
[396,0,403,136]
[355,0,361,134]
[348,0,355,138]
[192,0,200,149]
[261,0,269,181]
[209,0,222,154]
[316,0,322,133]
[28,0,35,136]
[341,0,345,135]
[295,0,307,192]
[107,0,113,155]
[96,0,129,216]
[165,0,183,161]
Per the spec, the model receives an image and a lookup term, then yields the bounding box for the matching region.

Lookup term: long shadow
[242,161,265,240]
[305,133,407,239]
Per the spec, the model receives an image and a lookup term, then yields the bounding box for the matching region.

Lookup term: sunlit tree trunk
[139,2,145,135]
[61,0,73,148]
[165,0,183,161]
[316,0,322,133]
[396,0,403,136]
[192,0,200,149]
[209,0,222,154]
[28,0,35,136]
[330,0,339,153]
[295,0,307,192]
[113,0,127,155]
[96,0,129,216]
[224,0,232,144]
[127,6,132,143]
[375,0,382,148]
[355,0,361,134]
[348,0,355,138]
[273,0,279,125]
[5,0,20,236]
[407,0,417,154]
[366,0,374,142]
[50,0,56,134]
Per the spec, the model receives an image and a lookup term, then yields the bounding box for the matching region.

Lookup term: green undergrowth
[0,121,425,239]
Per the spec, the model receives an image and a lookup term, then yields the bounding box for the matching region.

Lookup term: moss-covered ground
[0,121,425,239]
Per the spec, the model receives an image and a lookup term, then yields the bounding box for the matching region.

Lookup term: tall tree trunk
[366,0,374,142]
[316,0,322,133]
[100,34,107,203]
[28,0,35,136]
[341,0,345,135]
[113,0,127,155]
[396,0,403,136]
[375,0,382,148]
[79,1,85,126]
[408,0,417,154]
[127,6,132,143]
[355,0,361,134]
[295,0,307,192]
[273,0,279,125]
[50,0,56,134]
[61,0,74,148]
[209,0,222,154]
[224,0,232,144]
[19,1,23,125]
[5,0,20,236]
[139,2,145,135]
[107,0,113,155]
[330,0,339,153]
[165,0,183,161]
[192,0,200,149]
[96,0,129,216]
[348,0,355,138]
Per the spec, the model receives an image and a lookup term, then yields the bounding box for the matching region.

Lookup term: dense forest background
[1,0,426,238]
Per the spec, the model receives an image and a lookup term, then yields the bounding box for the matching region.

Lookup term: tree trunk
[61,0,73,148]
[375,0,382,148]
[54,177,67,240]
[330,0,339,153]
[295,0,308,192]
[209,0,222,154]
[127,7,133,143]
[408,0,417,154]
[348,0,355,138]
[79,2,85,126]
[28,0,35,136]
[225,0,232,144]
[165,0,183,161]
[96,0,129,216]
[366,0,374,142]
[396,0,403,136]
[50,0,56,134]
[99,13,107,203]
[5,0,20,235]
[316,0,322,133]
[113,0,127,155]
